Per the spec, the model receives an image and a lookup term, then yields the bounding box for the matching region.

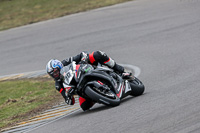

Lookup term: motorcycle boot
[113,63,124,74]
[122,72,133,79]
[113,63,133,79]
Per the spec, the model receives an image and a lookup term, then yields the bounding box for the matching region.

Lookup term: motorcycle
[60,61,145,106]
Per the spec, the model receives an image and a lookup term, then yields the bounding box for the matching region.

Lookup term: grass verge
[0,78,62,130]
[0,0,132,31]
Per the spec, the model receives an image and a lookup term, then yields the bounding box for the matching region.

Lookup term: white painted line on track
[0,70,46,79]
[24,109,82,133]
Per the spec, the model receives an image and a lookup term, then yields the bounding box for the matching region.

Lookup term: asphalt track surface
[1,0,200,132]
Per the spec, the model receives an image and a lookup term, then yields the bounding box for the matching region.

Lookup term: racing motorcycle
[60,61,145,106]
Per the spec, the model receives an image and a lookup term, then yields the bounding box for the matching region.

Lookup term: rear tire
[84,86,120,106]
[129,77,145,96]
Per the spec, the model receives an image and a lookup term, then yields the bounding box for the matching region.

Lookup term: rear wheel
[84,86,120,106]
[129,77,145,96]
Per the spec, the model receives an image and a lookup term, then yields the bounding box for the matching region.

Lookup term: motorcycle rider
[46,51,131,111]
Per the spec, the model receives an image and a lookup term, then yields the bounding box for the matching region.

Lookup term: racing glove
[57,86,75,105]
[65,95,75,105]
[64,87,75,105]
[113,63,124,74]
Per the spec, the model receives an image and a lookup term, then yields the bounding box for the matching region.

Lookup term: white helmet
[46,59,63,80]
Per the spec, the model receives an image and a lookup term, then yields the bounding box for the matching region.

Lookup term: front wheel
[84,86,120,106]
[129,77,145,96]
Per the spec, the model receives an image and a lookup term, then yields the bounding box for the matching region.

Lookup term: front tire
[84,86,120,106]
[129,77,145,96]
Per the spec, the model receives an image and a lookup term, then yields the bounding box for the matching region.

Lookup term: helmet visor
[52,68,60,78]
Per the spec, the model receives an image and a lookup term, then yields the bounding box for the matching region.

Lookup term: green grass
[0,78,60,130]
[0,0,132,31]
